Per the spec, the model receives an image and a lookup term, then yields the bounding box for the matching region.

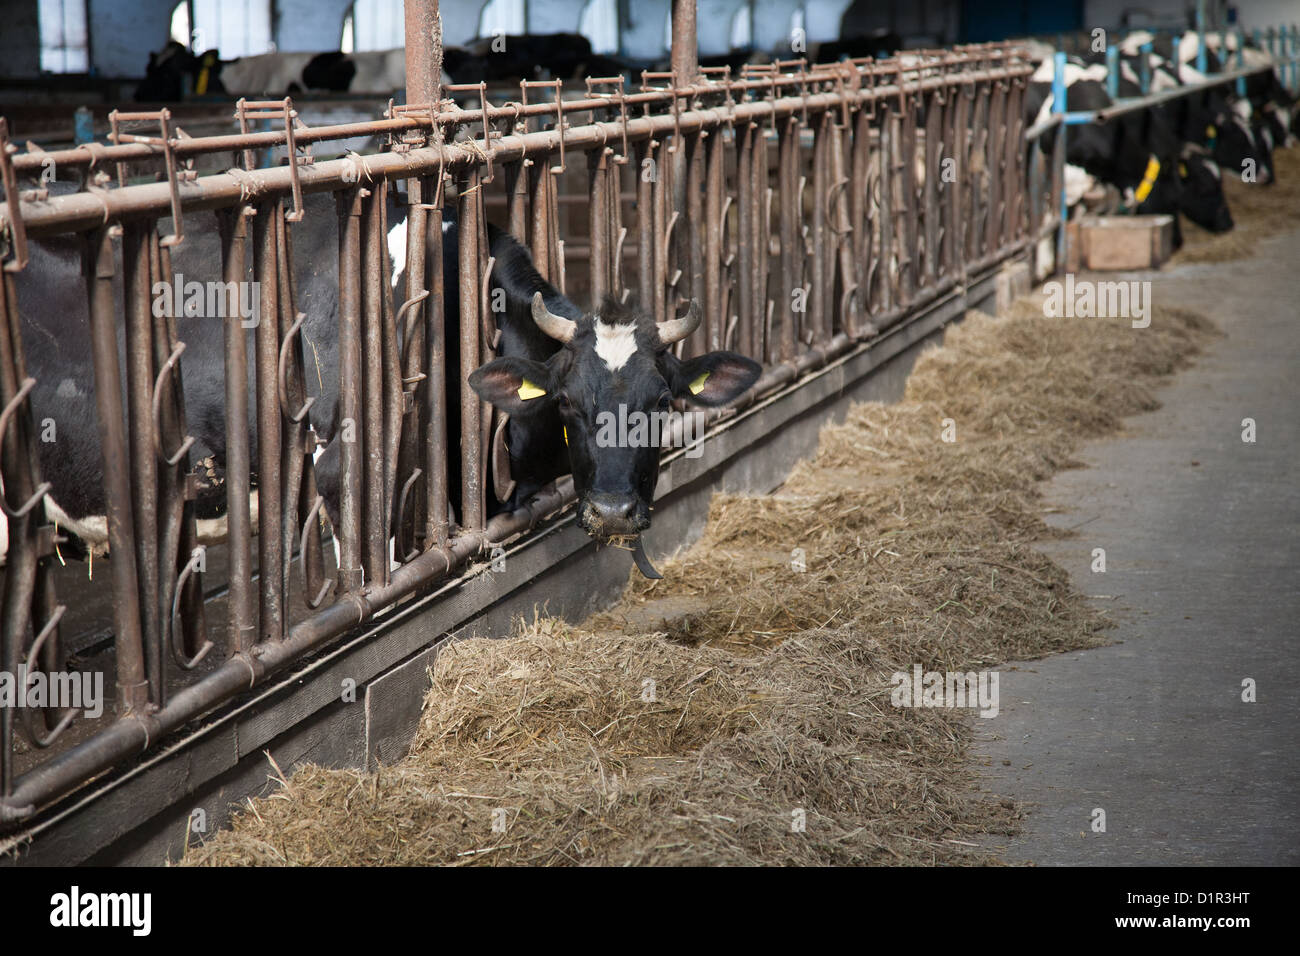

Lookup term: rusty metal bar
[216,207,255,655]
[82,226,148,715]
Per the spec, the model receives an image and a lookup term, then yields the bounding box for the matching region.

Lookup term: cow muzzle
[578,492,650,539]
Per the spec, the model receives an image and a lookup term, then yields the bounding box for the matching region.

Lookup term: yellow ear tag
[1206,124,1217,138]
[562,425,569,446]
[1179,162,1188,178]
[688,371,710,395]
[1134,156,1161,204]
[517,379,547,400]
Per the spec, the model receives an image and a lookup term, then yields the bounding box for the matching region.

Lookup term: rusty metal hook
[20,605,75,748]
[277,311,316,425]
[297,495,333,609]
[0,377,51,517]
[151,341,197,466]
[170,547,214,669]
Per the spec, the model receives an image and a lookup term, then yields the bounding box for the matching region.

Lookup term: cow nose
[581,493,646,537]
[587,493,636,522]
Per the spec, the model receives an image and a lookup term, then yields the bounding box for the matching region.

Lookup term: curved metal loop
[151,341,197,466]
[0,377,53,518]
[170,547,214,670]
[825,178,851,237]
[395,467,424,563]
[297,495,332,609]
[21,604,77,748]
[397,288,430,345]
[277,311,316,424]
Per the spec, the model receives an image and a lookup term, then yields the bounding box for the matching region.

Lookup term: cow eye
[556,392,572,412]
[657,391,672,410]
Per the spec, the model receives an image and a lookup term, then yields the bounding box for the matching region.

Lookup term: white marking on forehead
[593,317,638,372]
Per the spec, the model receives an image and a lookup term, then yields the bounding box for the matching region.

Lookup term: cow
[134,43,445,101]
[2,184,354,564]
[449,221,762,544]
[442,33,634,83]
[1025,56,1235,240]
[3,184,761,576]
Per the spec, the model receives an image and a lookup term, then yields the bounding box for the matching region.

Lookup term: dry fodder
[183,297,1214,867]
[1174,145,1300,264]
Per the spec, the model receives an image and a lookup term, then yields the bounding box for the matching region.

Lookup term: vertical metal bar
[217,207,254,654]
[335,189,363,593]
[423,171,450,548]
[734,123,754,356]
[359,187,388,584]
[636,138,655,312]
[811,109,831,343]
[0,271,36,796]
[121,222,162,702]
[404,0,441,108]
[704,122,724,352]
[458,167,484,532]
[589,146,610,305]
[777,115,800,360]
[1052,51,1068,269]
[252,202,284,640]
[83,227,148,714]
[685,128,705,353]
[753,125,771,361]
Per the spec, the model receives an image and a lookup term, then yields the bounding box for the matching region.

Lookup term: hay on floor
[181,293,1218,866]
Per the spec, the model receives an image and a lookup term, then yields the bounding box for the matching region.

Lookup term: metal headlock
[0,25,1063,827]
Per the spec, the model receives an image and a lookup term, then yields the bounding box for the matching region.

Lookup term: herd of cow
[3,28,1295,580]
[1023,31,1297,246]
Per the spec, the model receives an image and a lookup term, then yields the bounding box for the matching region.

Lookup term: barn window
[340,0,405,54]
[729,3,752,50]
[479,0,526,39]
[38,0,89,73]
[169,0,272,58]
[579,0,619,55]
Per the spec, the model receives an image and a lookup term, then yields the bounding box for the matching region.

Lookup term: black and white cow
[135,43,442,100]
[1025,57,1235,240]
[4,184,761,567]
[456,224,761,539]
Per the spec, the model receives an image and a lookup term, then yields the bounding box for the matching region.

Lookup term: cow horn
[531,292,576,343]
[657,300,701,346]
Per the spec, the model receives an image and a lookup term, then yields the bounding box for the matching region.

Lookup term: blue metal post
[1106,44,1119,98]
[1171,36,1181,82]
[1196,0,1208,74]
[1053,51,1068,268]
[1139,41,1152,92]
[1236,29,1246,96]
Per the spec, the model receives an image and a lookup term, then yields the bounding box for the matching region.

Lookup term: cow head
[1177,144,1234,232]
[469,295,762,540]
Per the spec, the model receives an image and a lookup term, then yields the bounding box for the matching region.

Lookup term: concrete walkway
[975,227,1300,865]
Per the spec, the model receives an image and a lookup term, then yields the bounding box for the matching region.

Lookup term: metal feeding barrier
[0,0,1035,828]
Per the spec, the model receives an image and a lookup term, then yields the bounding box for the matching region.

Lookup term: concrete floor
[975,227,1300,865]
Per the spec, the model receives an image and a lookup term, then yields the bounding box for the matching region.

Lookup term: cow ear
[665,351,762,407]
[468,357,557,414]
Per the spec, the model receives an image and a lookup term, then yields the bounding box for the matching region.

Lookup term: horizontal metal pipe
[4,66,1035,238]
[9,61,1032,175]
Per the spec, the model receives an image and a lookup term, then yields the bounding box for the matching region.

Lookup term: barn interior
[0,0,1297,872]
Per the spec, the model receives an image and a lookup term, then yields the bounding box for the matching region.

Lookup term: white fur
[387,218,407,289]
[593,319,638,372]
